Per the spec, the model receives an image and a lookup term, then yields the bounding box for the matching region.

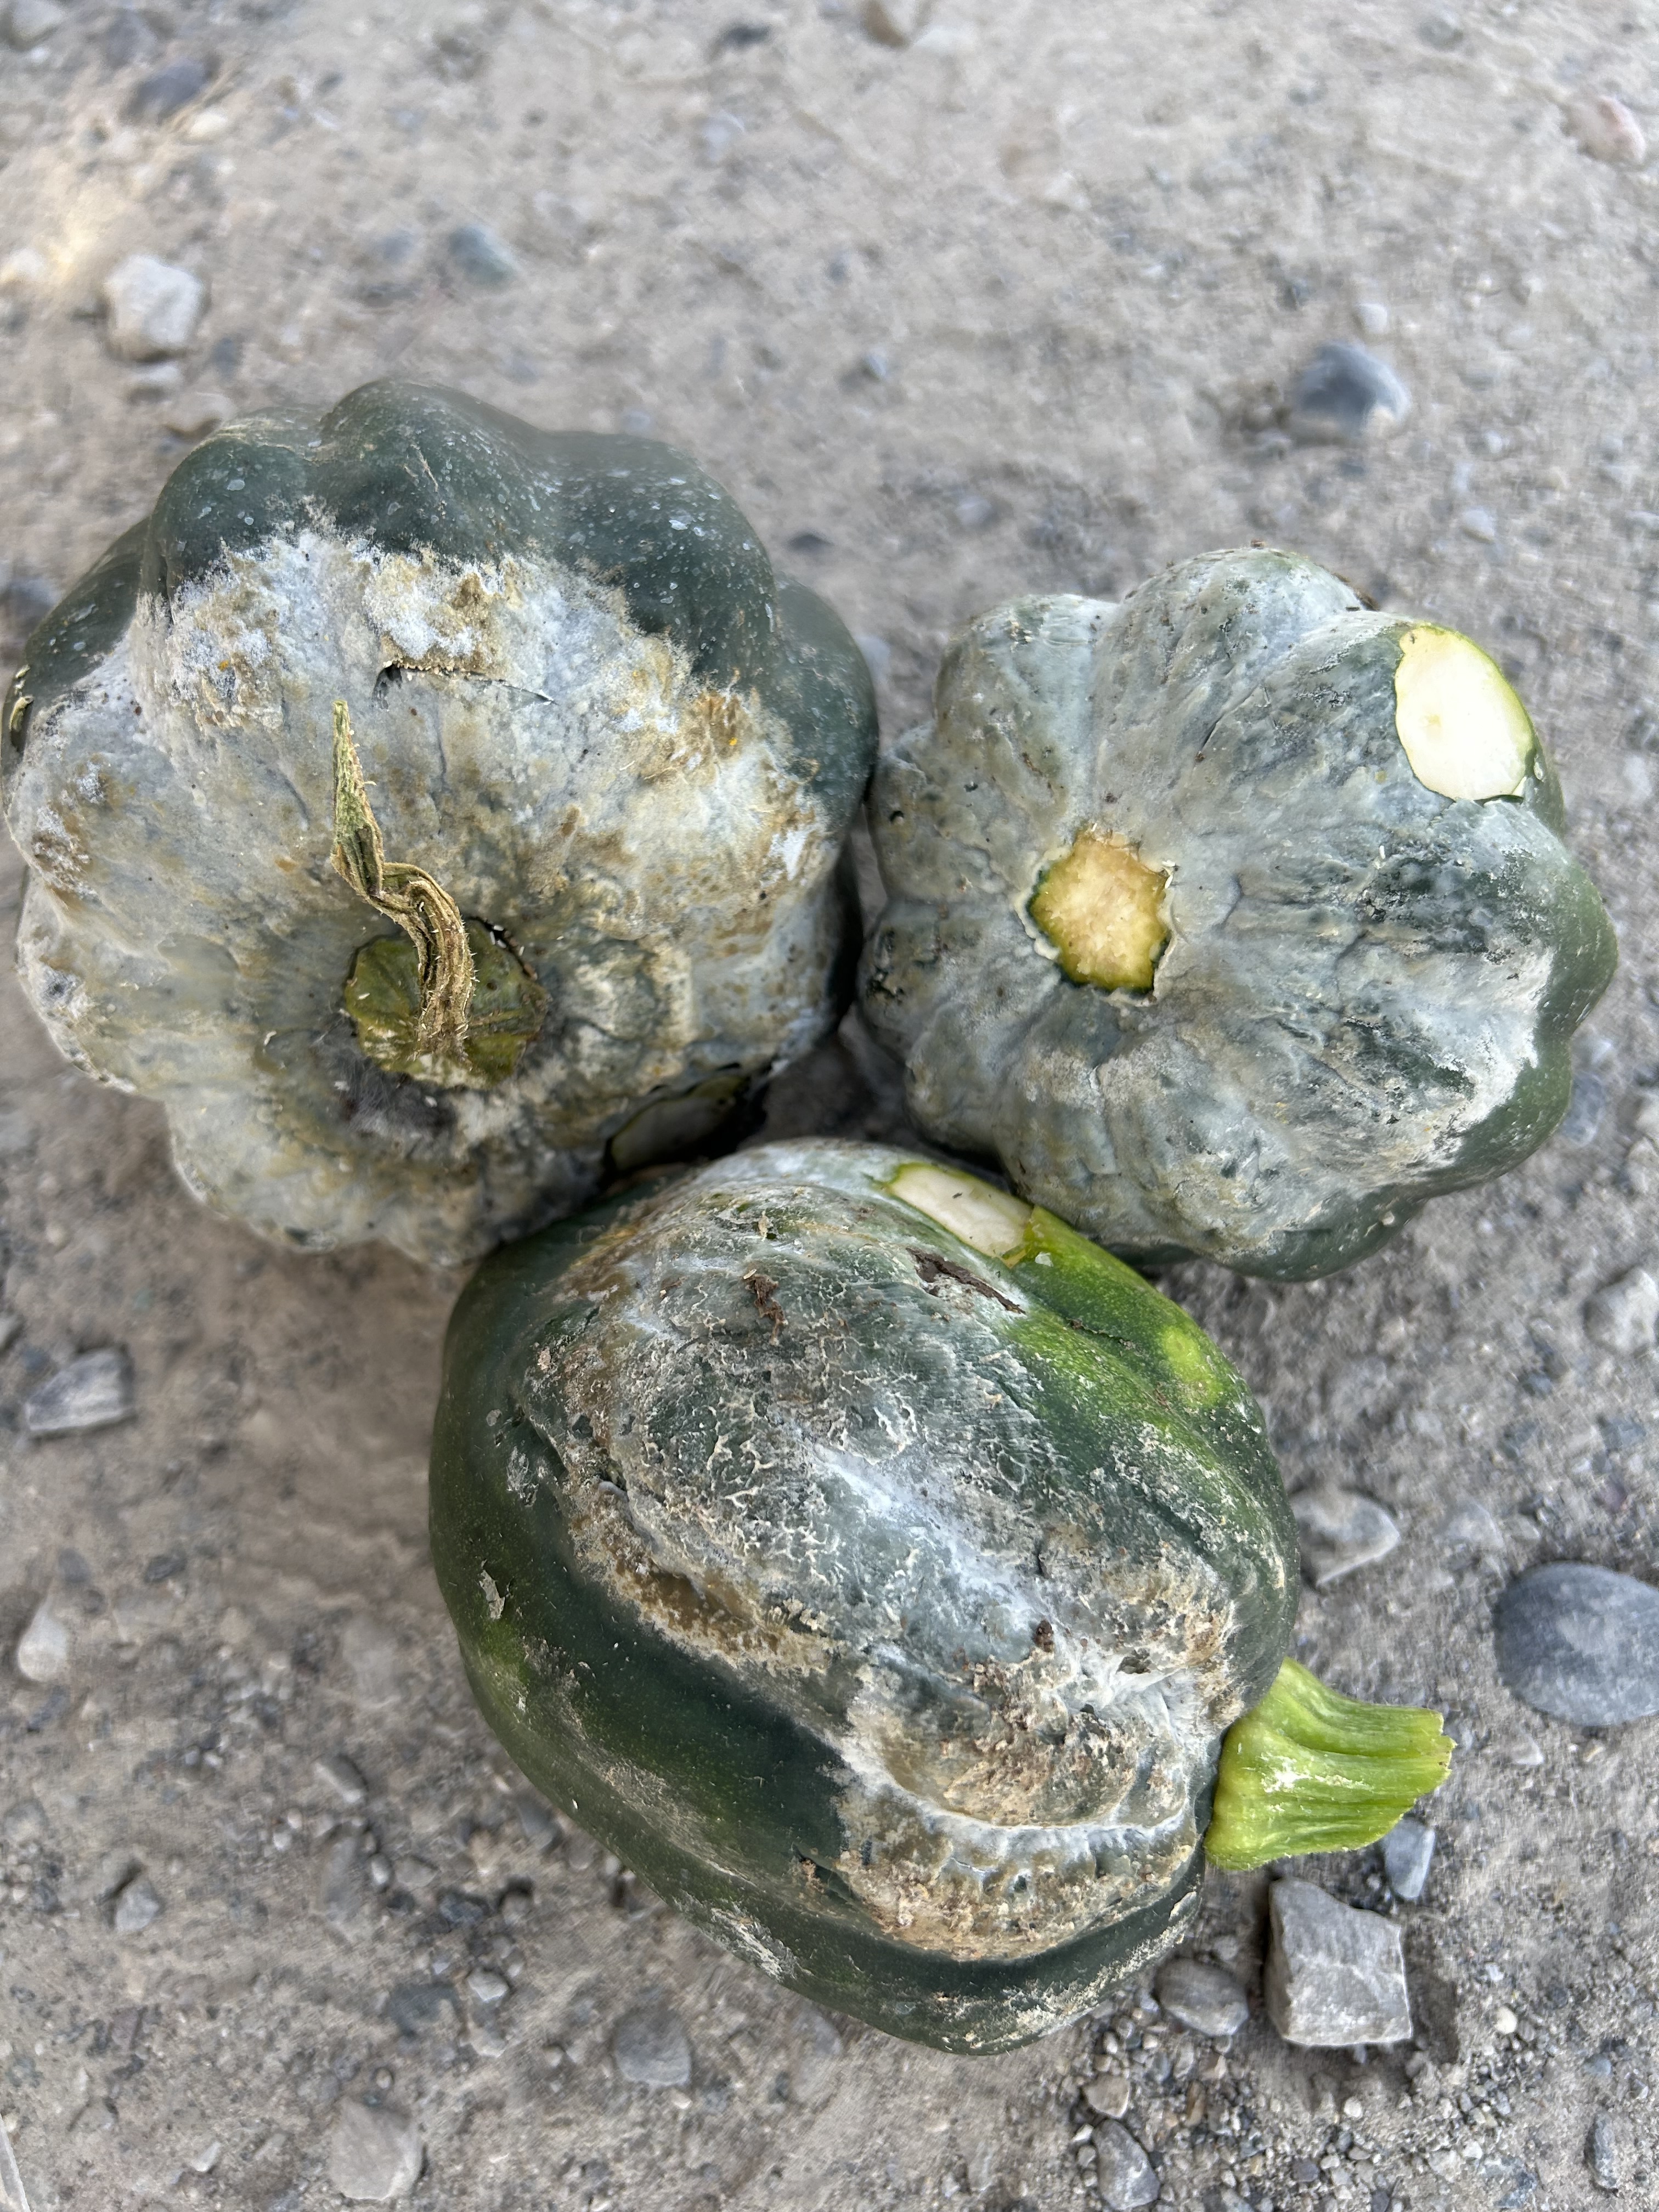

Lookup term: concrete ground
[2,2,1657,2208]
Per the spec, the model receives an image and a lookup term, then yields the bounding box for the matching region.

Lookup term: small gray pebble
[1092,2119,1160,2209]
[514,1788,560,1849]
[1588,2112,1620,2192]
[1440,1498,1505,1560]
[1266,1877,1412,2046]
[1288,342,1411,443]
[1566,93,1647,169]
[1584,1267,1659,1355]
[326,2101,422,2203]
[2,1798,48,1846]
[14,1597,69,1683]
[90,1849,142,1903]
[447,224,518,286]
[1558,1069,1606,1146]
[1381,1815,1436,1900]
[322,1833,369,1938]
[1419,9,1463,48]
[1083,2072,1131,2119]
[1292,1486,1401,1587]
[1494,2166,1538,2210]
[316,1752,369,1807]
[1153,1957,1249,2038]
[129,58,213,120]
[24,1349,136,1436]
[1494,1563,1659,1725]
[862,0,927,44]
[612,2005,692,2087]
[5,0,64,50]
[112,1875,163,1934]
[466,1967,509,2007]
[1458,505,1498,544]
[102,256,207,362]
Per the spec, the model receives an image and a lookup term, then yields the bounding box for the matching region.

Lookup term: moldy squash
[859,549,1616,1279]
[1,381,876,1265]
[431,1139,1448,2051]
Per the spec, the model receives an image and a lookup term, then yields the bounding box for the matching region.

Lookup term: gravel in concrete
[23,1348,135,1436]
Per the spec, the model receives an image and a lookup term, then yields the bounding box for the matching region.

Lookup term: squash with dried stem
[0,381,876,1263]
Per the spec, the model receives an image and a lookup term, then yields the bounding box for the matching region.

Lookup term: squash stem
[1205,1657,1452,1871]
[329,699,477,1069]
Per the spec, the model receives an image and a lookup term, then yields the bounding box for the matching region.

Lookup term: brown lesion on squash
[363,556,526,684]
[743,1268,786,1340]
[693,686,751,749]
[561,1468,840,1679]
[831,1769,1200,1962]
[27,766,112,898]
[831,1548,1243,1961]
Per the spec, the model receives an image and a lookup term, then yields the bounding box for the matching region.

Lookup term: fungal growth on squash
[860,549,1617,1280]
[430,1140,1449,2053]
[0,381,877,1264]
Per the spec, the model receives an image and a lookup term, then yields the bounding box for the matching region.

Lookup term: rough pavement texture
[2,3,1657,2209]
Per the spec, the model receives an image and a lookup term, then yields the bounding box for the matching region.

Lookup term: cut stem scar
[1392,625,1536,801]
[330,698,476,1065]
[1204,1656,1452,1871]
[1029,828,1170,992]
[884,1162,1034,1261]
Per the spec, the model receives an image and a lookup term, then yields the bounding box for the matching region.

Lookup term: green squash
[431,1139,1447,2052]
[859,550,1616,1279]
[1,381,876,1266]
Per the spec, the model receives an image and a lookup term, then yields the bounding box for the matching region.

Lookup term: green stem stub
[329,700,547,1090]
[1205,1657,1453,1871]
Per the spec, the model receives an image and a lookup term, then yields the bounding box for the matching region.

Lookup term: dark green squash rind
[3,521,148,776]
[430,1143,1298,2051]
